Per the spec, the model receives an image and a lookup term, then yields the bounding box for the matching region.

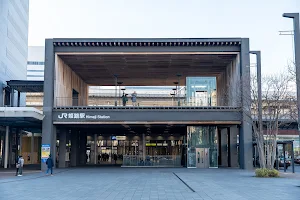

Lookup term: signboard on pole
[116,136,126,140]
[41,144,50,163]
[111,136,126,140]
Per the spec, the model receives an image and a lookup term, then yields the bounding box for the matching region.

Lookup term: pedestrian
[122,93,128,106]
[98,154,101,164]
[17,156,24,176]
[131,91,137,106]
[113,154,118,165]
[15,156,20,176]
[46,154,54,176]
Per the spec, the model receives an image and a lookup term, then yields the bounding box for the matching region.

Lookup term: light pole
[249,51,263,139]
[114,75,118,106]
[177,74,182,106]
[121,88,126,106]
[173,82,178,106]
[171,90,176,106]
[283,13,300,161]
[117,81,123,106]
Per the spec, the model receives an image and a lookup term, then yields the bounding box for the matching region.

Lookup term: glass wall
[186,77,216,106]
[187,126,218,168]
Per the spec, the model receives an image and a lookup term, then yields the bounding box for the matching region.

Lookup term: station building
[1,38,254,170]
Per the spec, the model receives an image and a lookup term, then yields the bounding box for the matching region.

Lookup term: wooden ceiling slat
[59,54,235,86]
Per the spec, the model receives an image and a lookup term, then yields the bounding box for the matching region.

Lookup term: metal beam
[249,51,263,140]
[283,13,300,160]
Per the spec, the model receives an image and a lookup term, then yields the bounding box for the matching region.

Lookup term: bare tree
[287,61,296,80]
[251,72,294,169]
[219,71,294,169]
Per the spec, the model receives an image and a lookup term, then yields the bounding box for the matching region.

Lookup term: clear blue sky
[28,0,299,75]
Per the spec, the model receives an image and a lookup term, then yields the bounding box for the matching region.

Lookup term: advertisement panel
[41,144,50,163]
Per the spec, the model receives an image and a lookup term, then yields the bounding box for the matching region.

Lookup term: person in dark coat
[46,154,54,176]
[113,154,118,165]
[122,94,128,106]
[98,154,101,164]
[15,156,20,176]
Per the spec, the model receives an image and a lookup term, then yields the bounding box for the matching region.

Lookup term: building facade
[40,38,252,170]
[0,0,30,168]
[3,38,297,170]
[27,46,45,80]
[0,0,29,105]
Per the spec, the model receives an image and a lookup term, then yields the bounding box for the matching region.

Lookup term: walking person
[131,91,137,106]
[46,154,54,176]
[17,156,24,176]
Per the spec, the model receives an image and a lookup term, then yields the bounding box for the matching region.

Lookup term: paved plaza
[0,167,299,200]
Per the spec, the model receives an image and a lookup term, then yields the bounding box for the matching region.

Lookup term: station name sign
[57,112,110,120]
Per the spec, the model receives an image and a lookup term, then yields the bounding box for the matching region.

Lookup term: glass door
[187,126,218,168]
[196,148,209,168]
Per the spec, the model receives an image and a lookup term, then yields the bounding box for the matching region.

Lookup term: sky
[28,0,300,75]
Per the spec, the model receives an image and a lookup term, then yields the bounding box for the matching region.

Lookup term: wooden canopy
[58,52,237,86]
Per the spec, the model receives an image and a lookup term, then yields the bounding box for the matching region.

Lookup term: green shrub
[255,168,280,178]
[268,169,279,177]
[255,168,269,177]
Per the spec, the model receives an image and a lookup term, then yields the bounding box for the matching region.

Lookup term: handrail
[54,106,241,110]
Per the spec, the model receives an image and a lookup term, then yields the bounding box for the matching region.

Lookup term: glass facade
[187,126,218,168]
[186,77,216,106]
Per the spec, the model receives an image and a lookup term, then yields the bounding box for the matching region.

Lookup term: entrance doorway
[196,148,209,168]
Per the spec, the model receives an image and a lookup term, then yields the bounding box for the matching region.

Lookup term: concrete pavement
[0,167,299,200]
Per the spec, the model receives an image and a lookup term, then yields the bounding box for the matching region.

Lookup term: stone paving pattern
[0,167,299,200]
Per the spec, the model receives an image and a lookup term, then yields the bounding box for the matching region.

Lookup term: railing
[89,92,186,98]
[89,87,186,98]
[55,96,231,107]
[122,155,182,167]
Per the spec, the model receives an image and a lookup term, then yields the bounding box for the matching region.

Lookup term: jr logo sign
[58,113,86,119]
[57,113,110,120]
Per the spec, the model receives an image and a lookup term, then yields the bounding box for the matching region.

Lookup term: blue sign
[111,136,116,140]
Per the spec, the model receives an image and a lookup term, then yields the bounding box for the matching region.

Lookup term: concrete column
[8,130,13,167]
[0,85,3,107]
[17,91,20,107]
[41,39,55,171]
[4,126,9,168]
[94,134,97,164]
[31,133,34,164]
[19,131,22,156]
[220,128,228,167]
[79,133,87,165]
[142,133,146,161]
[58,129,67,168]
[53,126,57,169]
[229,126,239,167]
[70,129,78,167]
[240,38,253,170]
[10,89,14,107]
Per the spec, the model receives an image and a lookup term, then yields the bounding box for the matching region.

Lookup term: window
[27,61,45,65]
